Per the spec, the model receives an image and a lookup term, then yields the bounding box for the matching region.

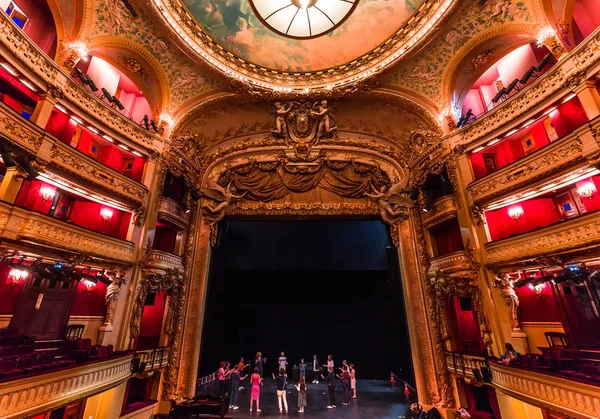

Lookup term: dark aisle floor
[197,379,416,419]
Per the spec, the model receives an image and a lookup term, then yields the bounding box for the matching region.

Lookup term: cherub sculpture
[200,179,246,223]
[311,100,337,138]
[271,102,292,136]
[364,175,414,225]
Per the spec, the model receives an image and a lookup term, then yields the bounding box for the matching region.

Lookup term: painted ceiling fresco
[182,0,424,72]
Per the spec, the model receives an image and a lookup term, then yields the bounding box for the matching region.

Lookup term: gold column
[29,94,59,129]
[0,167,25,204]
[574,80,600,120]
[496,392,544,419]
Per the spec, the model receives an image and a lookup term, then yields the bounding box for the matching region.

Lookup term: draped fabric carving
[218,160,390,202]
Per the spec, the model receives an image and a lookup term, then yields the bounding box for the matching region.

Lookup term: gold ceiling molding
[45,0,68,60]
[440,22,539,107]
[88,36,172,115]
[142,0,459,93]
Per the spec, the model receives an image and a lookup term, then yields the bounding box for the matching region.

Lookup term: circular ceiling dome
[249,0,359,39]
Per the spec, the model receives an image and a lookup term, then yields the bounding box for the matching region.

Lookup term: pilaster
[574,80,600,120]
[0,167,25,204]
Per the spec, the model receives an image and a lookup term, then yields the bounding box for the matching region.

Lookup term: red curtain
[433,218,464,256]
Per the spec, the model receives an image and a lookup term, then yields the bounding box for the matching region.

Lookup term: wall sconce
[577,182,596,200]
[528,282,546,296]
[83,279,96,292]
[69,41,89,60]
[536,26,556,46]
[40,186,56,202]
[100,207,113,222]
[508,205,524,221]
[8,268,28,285]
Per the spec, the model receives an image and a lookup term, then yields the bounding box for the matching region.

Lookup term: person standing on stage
[312,355,320,384]
[323,354,334,372]
[337,365,351,405]
[299,358,307,381]
[237,357,249,390]
[255,352,266,385]
[296,376,307,413]
[229,365,247,410]
[225,362,232,396]
[278,351,288,372]
[322,366,336,409]
[349,364,357,399]
[250,367,262,412]
[275,368,289,414]
[217,362,227,398]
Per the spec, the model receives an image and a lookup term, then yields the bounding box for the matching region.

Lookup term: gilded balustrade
[458,26,600,148]
[428,251,472,276]
[133,347,170,372]
[444,352,487,380]
[157,197,189,228]
[484,210,600,268]
[0,12,158,150]
[0,354,133,419]
[0,202,135,265]
[467,121,596,206]
[490,362,600,419]
[0,101,45,154]
[421,195,457,228]
[145,249,183,272]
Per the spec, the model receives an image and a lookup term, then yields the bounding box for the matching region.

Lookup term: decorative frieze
[0,354,132,419]
[468,131,585,205]
[145,249,184,272]
[0,203,135,265]
[490,362,600,419]
[158,197,189,228]
[0,101,45,153]
[422,195,457,228]
[485,211,600,267]
[0,12,156,150]
[428,251,472,276]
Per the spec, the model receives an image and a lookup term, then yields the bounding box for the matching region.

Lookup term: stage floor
[197,378,415,418]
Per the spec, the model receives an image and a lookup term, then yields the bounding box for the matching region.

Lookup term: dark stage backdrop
[198,220,414,383]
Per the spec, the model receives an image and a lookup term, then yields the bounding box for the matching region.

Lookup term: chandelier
[249,0,359,39]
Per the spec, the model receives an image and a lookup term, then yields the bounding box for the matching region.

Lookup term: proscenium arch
[441,23,541,109]
[88,36,172,117]
[169,139,452,408]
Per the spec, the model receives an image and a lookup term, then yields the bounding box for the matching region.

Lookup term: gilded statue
[311,100,337,138]
[103,270,128,328]
[271,102,292,136]
[200,179,246,224]
[492,274,520,329]
[364,175,413,225]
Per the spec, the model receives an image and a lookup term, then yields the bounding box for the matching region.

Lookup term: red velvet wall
[139,291,166,338]
[0,66,39,102]
[0,262,24,314]
[70,281,107,317]
[453,296,481,342]
[45,109,77,144]
[516,283,562,323]
[152,222,179,254]
[485,198,560,241]
[69,200,130,239]
[549,97,589,138]
[15,180,56,214]
[431,218,464,256]
[14,0,58,56]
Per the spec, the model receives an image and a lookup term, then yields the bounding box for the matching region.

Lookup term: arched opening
[460,42,553,120]
[1,0,58,56]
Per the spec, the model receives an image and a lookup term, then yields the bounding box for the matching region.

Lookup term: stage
[196,378,416,418]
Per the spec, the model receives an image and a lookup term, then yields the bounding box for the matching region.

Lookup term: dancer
[237,357,249,390]
[312,355,320,384]
[322,366,336,408]
[323,355,334,372]
[274,368,289,414]
[229,365,247,410]
[299,358,307,380]
[225,362,232,396]
[337,365,351,405]
[350,364,357,399]
[278,351,288,372]
[296,376,307,413]
[249,367,262,412]
[217,362,227,398]
[255,352,266,385]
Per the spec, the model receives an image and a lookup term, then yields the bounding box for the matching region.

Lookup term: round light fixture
[249,0,359,39]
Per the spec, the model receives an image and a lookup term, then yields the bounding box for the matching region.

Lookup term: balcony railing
[132,346,170,372]
[0,12,158,150]
[490,362,600,419]
[468,119,598,205]
[484,210,600,268]
[145,249,183,272]
[0,353,132,419]
[422,195,457,228]
[0,203,135,265]
[457,26,600,147]
[429,251,473,276]
[444,352,487,380]
[158,197,190,228]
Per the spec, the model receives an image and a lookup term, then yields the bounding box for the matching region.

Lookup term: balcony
[0,12,157,150]
[158,197,190,228]
[422,196,457,228]
[490,362,600,419]
[145,249,183,272]
[444,352,487,380]
[132,347,170,373]
[457,26,600,147]
[484,210,600,268]
[0,203,135,265]
[429,250,473,276]
[0,353,132,419]
[0,100,45,155]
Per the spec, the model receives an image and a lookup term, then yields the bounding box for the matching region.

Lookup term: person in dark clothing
[229,365,247,409]
[337,365,351,405]
[274,368,289,413]
[322,367,336,408]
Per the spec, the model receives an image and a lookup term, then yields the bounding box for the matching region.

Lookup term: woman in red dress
[250,367,263,412]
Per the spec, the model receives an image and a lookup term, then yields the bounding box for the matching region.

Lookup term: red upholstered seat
[0,346,16,358]
[15,345,34,355]
[17,355,43,373]
[4,335,27,347]
[37,353,62,370]
[0,359,23,378]
[0,327,19,337]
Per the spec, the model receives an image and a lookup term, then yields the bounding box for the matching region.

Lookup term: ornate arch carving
[88,36,171,115]
[45,0,68,60]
